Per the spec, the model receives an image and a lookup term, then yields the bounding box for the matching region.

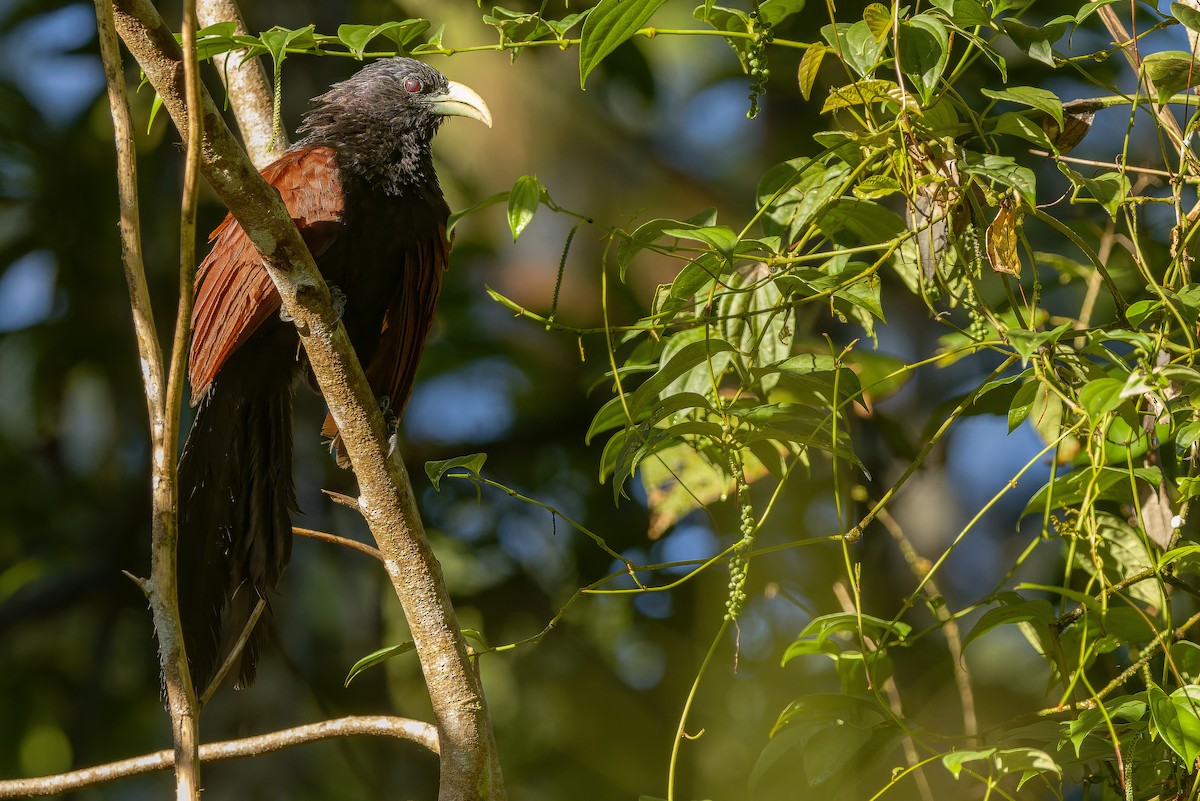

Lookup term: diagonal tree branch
[0,716,437,798]
[107,1,504,798]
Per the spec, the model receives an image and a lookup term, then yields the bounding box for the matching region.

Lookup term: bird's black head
[296,58,491,195]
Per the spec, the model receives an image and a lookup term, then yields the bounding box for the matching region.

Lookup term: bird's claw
[376,395,400,458]
[377,395,398,431]
[327,283,347,324]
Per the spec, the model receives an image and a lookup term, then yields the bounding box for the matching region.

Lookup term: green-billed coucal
[178,58,491,694]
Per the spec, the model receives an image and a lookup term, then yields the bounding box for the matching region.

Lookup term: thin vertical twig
[196,0,282,167]
[875,508,978,741]
[831,582,936,801]
[93,0,201,798]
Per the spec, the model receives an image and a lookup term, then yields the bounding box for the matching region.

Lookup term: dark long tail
[177,347,296,694]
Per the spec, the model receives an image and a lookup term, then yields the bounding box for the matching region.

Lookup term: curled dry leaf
[985,199,1021,276]
[1042,99,1102,154]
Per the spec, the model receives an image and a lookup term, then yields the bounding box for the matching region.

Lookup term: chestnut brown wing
[189,146,344,400]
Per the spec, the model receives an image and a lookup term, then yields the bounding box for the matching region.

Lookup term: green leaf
[545,11,592,40]
[898,15,950,104]
[748,724,806,796]
[757,160,850,244]
[759,0,807,26]
[821,21,885,77]
[1171,642,1200,683]
[804,723,873,784]
[412,23,446,54]
[1001,17,1069,66]
[1143,50,1200,101]
[579,0,668,87]
[619,208,718,277]
[1166,284,1200,329]
[337,20,430,58]
[1123,298,1161,326]
[963,152,1036,207]
[822,79,915,113]
[1005,323,1073,366]
[191,21,239,61]
[507,175,543,241]
[818,198,906,246]
[853,175,903,200]
[720,263,792,390]
[798,43,827,101]
[862,3,892,41]
[484,7,552,46]
[766,353,863,405]
[344,641,415,686]
[660,225,739,265]
[929,0,992,27]
[259,24,316,69]
[1023,466,1162,518]
[653,253,722,319]
[1172,1,1200,34]
[782,613,911,664]
[981,86,1063,126]
[994,748,1061,788]
[611,419,725,495]
[1007,378,1039,432]
[771,693,889,736]
[1160,544,1200,570]
[1066,697,1148,756]
[1079,377,1127,421]
[1149,682,1200,766]
[942,748,996,778]
[961,597,1054,651]
[628,339,737,420]
[694,5,753,68]
[425,453,488,490]
[587,391,713,444]
[992,112,1055,149]
[1075,0,1122,23]
[1073,514,1163,609]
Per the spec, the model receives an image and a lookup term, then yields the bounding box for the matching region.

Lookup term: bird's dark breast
[316,179,449,370]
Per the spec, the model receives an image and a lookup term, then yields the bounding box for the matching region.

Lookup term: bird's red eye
[403,77,424,94]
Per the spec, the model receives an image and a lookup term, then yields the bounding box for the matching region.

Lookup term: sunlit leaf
[507,175,544,241]
[862,3,892,41]
[425,453,488,490]
[579,0,668,87]
[942,748,996,778]
[1149,683,1200,766]
[982,86,1063,126]
[344,641,415,686]
[798,43,827,101]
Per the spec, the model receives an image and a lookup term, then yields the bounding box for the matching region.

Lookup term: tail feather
[178,352,296,694]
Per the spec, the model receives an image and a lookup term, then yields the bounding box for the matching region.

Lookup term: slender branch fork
[12,0,505,798]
